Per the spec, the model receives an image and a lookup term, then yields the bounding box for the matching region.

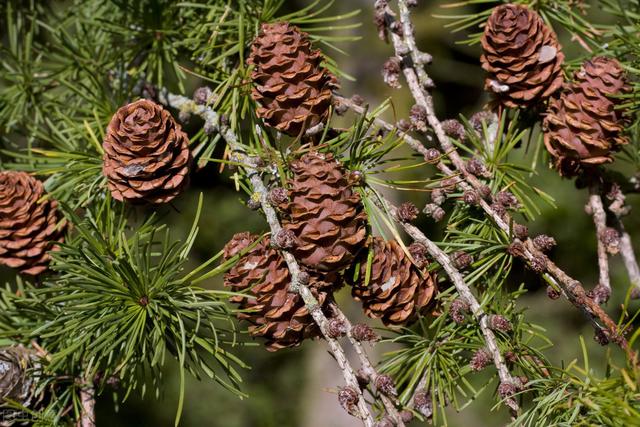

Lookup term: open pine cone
[248,22,337,136]
[223,232,332,351]
[0,346,41,420]
[543,56,630,176]
[349,237,437,326]
[0,171,66,276]
[283,152,368,273]
[102,99,191,204]
[480,4,564,108]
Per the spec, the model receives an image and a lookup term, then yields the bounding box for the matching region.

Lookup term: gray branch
[156,90,375,426]
[372,0,635,359]
[587,188,611,301]
[371,192,520,413]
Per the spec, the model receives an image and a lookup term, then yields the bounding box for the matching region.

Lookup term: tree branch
[78,380,95,427]
[587,187,611,303]
[370,0,636,361]
[370,191,521,414]
[156,90,375,426]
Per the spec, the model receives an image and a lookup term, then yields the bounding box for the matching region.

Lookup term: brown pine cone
[543,56,630,176]
[283,152,368,273]
[0,171,66,276]
[349,237,437,326]
[223,232,332,351]
[248,22,337,136]
[480,4,564,108]
[102,99,191,204]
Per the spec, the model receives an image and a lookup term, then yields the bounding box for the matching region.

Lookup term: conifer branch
[615,218,640,293]
[587,188,612,303]
[329,303,406,426]
[373,0,636,361]
[155,90,376,426]
[370,191,521,414]
[78,379,95,427]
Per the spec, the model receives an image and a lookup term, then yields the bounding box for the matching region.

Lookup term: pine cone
[543,56,630,176]
[480,4,564,108]
[0,345,41,424]
[223,232,331,351]
[102,99,191,204]
[248,22,337,136]
[283,152,368,272]
[0,171,66,276]
[349,237,437,326]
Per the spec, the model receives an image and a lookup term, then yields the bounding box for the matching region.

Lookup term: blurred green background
[2,0,639,426]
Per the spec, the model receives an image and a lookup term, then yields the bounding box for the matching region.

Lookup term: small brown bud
[487,315,512,333]
[469,111,495,133]
[463,190,480,205]
[495,191,519,209]
[478,184,492,199]
[470,348,492,371]
[348,170,364,186]
[374,4,388,42]
[451,251,473,269]
[588,283,611,305]
[424,148,441,163]
[518,376,529,389]
[449,298,469,324]
[389,21,403,36]
[268,187,288,207]
[507,241,526,258]
[406,0,419,7]
[193,86,213,105]
[430,188,445,205]
[351,94,365,106]
[400,410,414,423]
[594,329,610,346]
[413,390,432,418]
[338,386,360,415]
[410,104,428,132]
[333,98,349,116]
[529,255,547,273]
[374,374,397,396]
[273,229,296,249]
[533,235,556,252]
[465,158,489,177]
[600,227,620,255]
[441,119,465,140]
[440,178,458,192]
[546,286,561,300]
[326,318,348,339]
[383,57,402,89]
[513,224,529,240]
[631,288,640,300]
[504,351,517,363]
[491,202,507,218]
[498,381,517,399]
[397,202,419,222]
[423,203,445,222]
[408,242,429,268]
[351,323,379,342]
[397,119,411,132]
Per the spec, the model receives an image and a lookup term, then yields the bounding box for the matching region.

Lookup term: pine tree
[0,1,639,426]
